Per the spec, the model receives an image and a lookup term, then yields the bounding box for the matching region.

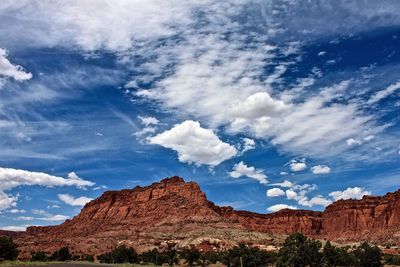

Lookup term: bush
[180,246,200,267]
[140,249,169,265]
[83,254,94,262]
[385,254,400,266]
[0,236,19,260]
[322,241,357,267]
[31,251,48,262]
[222,243,277,267]
[276,233,322,267]
[353,242,383,267]
[98,245,138,263]
[49,247,72,261]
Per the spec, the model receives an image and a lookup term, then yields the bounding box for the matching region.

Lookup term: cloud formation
[311,165,331,174]
[266,188,285,197]
[149,120,237,166]
[0,48,32,82]
[329,187,371,201]
[58,194,93,207]
[0,168,94,210]
[229,161,268,184]
[267,204,298,213]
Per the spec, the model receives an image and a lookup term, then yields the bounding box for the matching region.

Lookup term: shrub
[180,246,200,267]
[31,251,48,262]
[98,245,138,263]
[0,236,19,260]
[322,241,357,267]
[353,242,383,267]
[49,247,72,261]
[276,233,322,267]
[221,243,276,267]
[83,254,94,262]
[385,254,400,266]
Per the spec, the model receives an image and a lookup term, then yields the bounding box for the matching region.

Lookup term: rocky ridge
[3,176,400,258]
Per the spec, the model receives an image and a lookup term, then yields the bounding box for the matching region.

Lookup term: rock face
[7,176,400,258]
[322,191,400,244]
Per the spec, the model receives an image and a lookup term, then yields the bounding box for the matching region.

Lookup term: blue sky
[0,0,400,231]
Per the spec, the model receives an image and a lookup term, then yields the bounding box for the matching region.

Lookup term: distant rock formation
[3,176,400,258]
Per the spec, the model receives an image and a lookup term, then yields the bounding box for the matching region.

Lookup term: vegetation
[49,247,72,262]
[221,243,277,267]
[353,242,383,267]
[30,251,48,262]
[385,254,400,266]
[0,237,19,261]
[97,245,139,264]
[1,234,391,267]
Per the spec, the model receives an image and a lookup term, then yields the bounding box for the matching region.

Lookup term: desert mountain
[4,176,400,258]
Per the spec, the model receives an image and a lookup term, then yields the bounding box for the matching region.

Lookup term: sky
[0,0,400,231]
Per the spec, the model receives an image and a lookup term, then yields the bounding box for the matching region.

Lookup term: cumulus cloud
[241,138,256,153]
[229,161,268,184]
[0,167,94,210]
[0,1,397,162]
[311,165,331,174]
[329,187,371,201]
[266,188,285,197]
[138,116,159,126]
[290,160,307,172]
[346,138,362,146]
[58,194,93,206]
[0,48,32,82]
[149,120,237,166]
[267,204,298,213]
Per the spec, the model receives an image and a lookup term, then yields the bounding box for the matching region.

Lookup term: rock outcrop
[8,176,400,258]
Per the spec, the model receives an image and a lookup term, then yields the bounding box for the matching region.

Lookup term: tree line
[1,234,400,266]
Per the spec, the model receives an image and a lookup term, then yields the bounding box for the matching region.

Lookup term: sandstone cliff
[6,176,400,258]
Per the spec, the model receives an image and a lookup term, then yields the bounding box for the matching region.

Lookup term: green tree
[83,254,94,262]
[276,233,322,267]
[322,241,357,267]
[31,251,48,262]
[98,245,138,264]
[50,247,72,261]
[353,242,383,267]
[384,254,400,266]
[180,246,200,267]
[221,243,276,267]
[113,245,138,263]
[0,237,19,260]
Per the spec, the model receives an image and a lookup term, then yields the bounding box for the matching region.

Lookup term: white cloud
[138,116,159,126]
[0,167,94,210]
[368,81,400,104]
[266,188,285,197]
[267,204,298,213]
[346,138,362,146]
[0,48,32,82]
[329,187,371,201]
[8,209,25,214]
[149,120,237,166]
[0,191,18,211]
[0,1,397,162]
[290,160,307,172]
[285,189,298,200]
[39,214,69,222]
[58,194,93,206]
[311,165,331,174]
[229,161,268,184]
[241,138,256,153]
[272,180,295,188]
[0,226,27,231]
